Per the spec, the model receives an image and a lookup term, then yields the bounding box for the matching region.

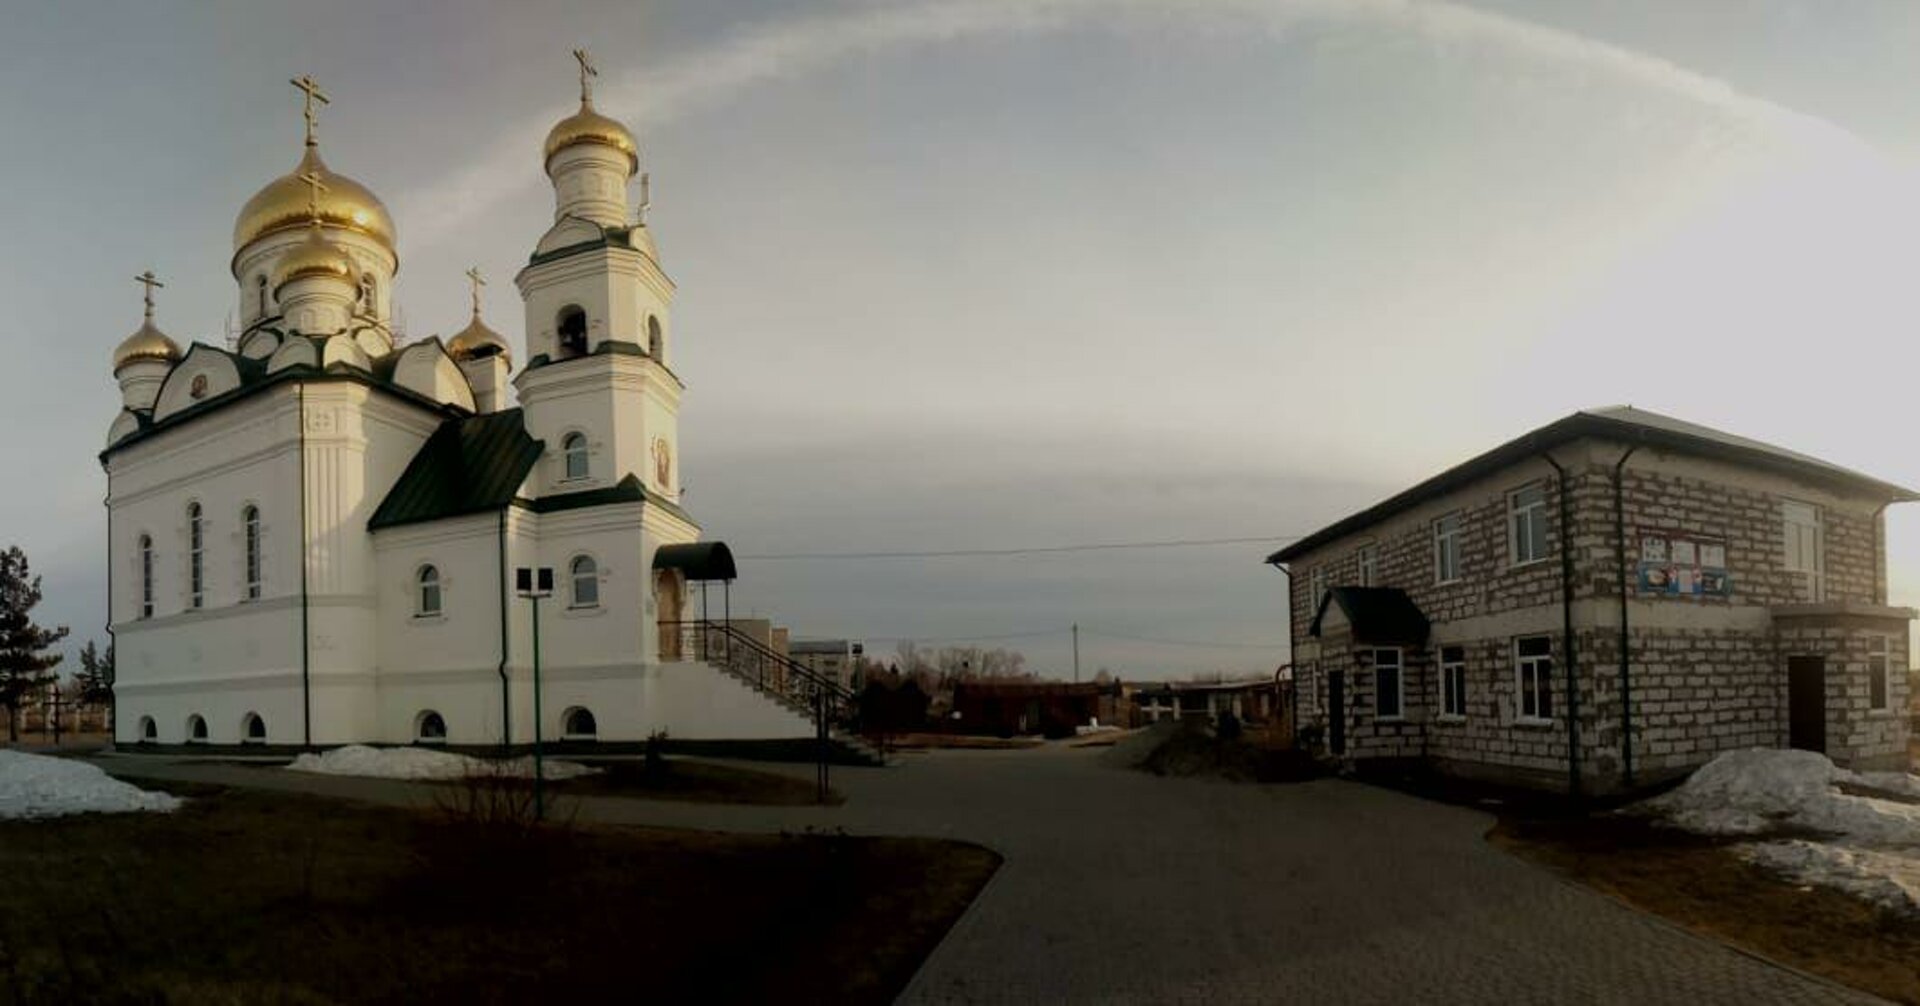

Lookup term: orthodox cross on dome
[298,170,329,224]
[133,270,163,321]
[290,74,330,147]
[465,266,486,318]
[572,47,598,104]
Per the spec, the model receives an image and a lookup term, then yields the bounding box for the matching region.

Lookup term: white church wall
[391,342,477,412]
[516,353,658,495]
[373,512,509,744]
[150,346,243,423]
[529,503,648,675]
[649,662,813,740]
[108,387,305,745]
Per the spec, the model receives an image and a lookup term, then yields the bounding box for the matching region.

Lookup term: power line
[1079,628,1288,651]
[737,534,1301,561]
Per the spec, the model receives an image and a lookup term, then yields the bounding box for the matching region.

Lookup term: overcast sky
[5,0,1920,679]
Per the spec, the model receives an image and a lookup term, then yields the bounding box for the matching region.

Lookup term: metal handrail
[665,619,853,717]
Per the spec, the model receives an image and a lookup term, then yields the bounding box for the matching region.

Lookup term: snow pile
[1635,748,1920,913]
[286,744,598,782]
[0,750,182,820]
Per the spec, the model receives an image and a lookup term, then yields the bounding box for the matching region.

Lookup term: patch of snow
[285,744,598,782]
[1633,748,1920,914]
[0,750,182,820]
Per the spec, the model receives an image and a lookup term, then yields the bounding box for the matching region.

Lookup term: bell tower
[514,49,682,501]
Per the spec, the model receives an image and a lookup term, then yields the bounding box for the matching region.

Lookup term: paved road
[98,745,1873,1005]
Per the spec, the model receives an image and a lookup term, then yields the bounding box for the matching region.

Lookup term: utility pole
[1072,623,1080,684]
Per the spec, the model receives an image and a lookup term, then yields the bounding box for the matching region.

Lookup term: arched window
[138,534,154,619]
[242,712,266,743]
[563,707,598,740]
[256,275,269,318]
[138,715,156,743]
[557,305,588,356]
[570,555,599,608]
[243,505,262,601]
[647,316,663,359]
[187,714,208,743]
[416,710,448,743]
[562,432,589,481]
[186,502,204,609]
[416,564,442,616]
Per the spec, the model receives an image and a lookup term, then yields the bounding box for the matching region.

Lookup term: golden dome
[272,222,359,294]
[447,315,511,363]
[233,146,397,261]
[543,101,638,175]
[113,320,181,371]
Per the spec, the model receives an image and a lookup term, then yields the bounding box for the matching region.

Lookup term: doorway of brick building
[1787,655,1826,753]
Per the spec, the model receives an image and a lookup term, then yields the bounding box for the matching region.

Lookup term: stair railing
[667,620,854,721]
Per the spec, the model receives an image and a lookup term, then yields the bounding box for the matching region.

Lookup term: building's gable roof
[1309,587,1430,646]
[368,409,542,530]
[1267,407,1919,564]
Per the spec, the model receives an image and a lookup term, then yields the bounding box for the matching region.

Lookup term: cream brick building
[1269,407,1913,793]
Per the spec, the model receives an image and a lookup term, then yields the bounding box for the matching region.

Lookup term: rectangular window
[1869,636,1891,712]
[1373,647,1403,719]
[1440,645,1466,718]
[1781,500,1824,601]
[244,508,262,602]
[139,537,154,619]
[1510,483,1548,566]
[1356,545,1378,587]
[1515,635,1553,721]
[188,506,204,609]
[1308,567,1327,610]
[1434,512,1461,583]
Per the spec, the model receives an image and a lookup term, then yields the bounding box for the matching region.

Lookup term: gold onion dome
[113,320,182,371]
[544,100,638,175]
[233,146,397,259]
[447,315,511,363]
[272,222,359,294]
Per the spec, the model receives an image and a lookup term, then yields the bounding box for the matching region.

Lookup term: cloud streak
[402,0,1872,252]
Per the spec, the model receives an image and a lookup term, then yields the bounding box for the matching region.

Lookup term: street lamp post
[515,566,554,821]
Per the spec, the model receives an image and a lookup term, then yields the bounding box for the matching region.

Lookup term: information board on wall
[1637,532,1731,597]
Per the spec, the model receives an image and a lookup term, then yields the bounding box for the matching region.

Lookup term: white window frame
[416,564,443,617]
[569,554,601,609]
[186,502,205,609]
[1356,545,1378,588]
[1373,647,1404,720]
[1781,499,1825,602]
[1434,512,1461,584]
[1509,483,1548,567]
[1439,645,1467,719]
[1308,567,1327,611]
[242,505,262,601]
[562,431,590,481]
[1868,635,1892,713]
[1514,635,1554,723]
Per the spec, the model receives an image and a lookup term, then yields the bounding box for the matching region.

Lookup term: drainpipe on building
[1266,560,1301,750]
[1613,445,1639,788]
[103,491,115,745]
[298,383,312,749]
[496,507,513,752]
[1542,453,1581,799]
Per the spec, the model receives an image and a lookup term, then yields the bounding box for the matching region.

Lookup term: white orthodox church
[103,58,834,752]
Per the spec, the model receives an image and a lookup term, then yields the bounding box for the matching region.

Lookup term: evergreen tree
[74,639,115,717]
[0,546,68,742]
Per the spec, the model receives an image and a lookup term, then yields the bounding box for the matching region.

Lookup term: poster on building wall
[1638,531,1731,597]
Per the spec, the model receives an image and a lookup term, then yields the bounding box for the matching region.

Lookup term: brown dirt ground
[0,781,999,1005]
[1494,813,1920,1004]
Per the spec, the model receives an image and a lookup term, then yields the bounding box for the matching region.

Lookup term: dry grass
[1494,813,1920,1004]
[0,781,999,1005]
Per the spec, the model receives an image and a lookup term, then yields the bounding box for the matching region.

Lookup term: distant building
[1132,680,1277,726]
[791,639,862,691]
[1269,408,1914,794]
[950,681,1123,738]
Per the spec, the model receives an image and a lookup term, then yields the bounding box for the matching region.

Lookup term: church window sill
[410,614,447,625]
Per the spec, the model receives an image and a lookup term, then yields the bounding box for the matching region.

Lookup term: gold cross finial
[290,75,329,147]
[465,266,486,318]
[298,170,328,224]
[134,270,163,321]
[572,48,597,104]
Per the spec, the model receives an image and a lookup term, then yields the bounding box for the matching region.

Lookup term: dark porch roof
[1310,587,1430,646]
[653,541,736,582]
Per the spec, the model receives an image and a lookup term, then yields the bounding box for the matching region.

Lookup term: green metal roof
[368,409,543,530]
